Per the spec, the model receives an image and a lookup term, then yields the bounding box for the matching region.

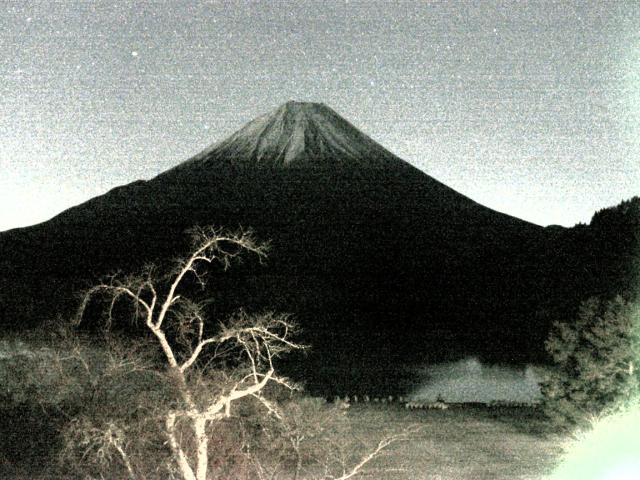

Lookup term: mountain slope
[176,101,402,169]
[1,101,604,392]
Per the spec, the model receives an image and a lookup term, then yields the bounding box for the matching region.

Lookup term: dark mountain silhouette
[1,101,637,394]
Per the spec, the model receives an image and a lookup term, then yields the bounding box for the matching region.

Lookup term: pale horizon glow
[409,357,542,404]
[2,1,639,231]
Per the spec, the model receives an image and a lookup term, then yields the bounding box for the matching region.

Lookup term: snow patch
[188,101,402,168]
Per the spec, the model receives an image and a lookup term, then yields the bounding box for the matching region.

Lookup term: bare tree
[77,227,304,480]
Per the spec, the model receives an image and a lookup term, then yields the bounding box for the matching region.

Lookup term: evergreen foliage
[541,295,640,428]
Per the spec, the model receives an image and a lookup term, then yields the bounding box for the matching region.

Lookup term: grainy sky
[1,0,639,231]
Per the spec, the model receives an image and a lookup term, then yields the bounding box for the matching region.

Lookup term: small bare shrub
[244,394,417,480]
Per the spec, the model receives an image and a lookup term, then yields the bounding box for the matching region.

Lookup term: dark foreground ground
[0,402,566,479]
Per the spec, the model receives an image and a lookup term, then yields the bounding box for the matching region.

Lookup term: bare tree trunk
[194,417,209,480]
[166,412,197,480]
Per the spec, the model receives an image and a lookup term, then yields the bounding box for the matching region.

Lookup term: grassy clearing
[0,333,567,479]
[339,404,566,480]
[0,402,567,479]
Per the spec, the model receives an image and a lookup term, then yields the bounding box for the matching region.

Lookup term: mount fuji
[3,101,634,393]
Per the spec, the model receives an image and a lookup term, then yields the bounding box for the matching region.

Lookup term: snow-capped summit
[185,101,401,169]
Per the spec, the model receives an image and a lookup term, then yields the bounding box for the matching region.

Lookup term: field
[333,403,565,480]
[0,400,567,479]
[0,335,567,479]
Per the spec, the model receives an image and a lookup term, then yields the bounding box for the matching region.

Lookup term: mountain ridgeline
[1,102,638,392]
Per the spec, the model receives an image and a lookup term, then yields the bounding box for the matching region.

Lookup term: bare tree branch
[327,428,419,480]
[73,227,300,480]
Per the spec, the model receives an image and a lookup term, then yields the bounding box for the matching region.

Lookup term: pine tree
[541,295,640,428]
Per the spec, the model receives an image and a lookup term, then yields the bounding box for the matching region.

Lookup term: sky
[1,0,639,231]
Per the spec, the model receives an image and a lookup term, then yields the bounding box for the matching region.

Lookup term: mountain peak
[281,99,326,111]
[185,101,402,169]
